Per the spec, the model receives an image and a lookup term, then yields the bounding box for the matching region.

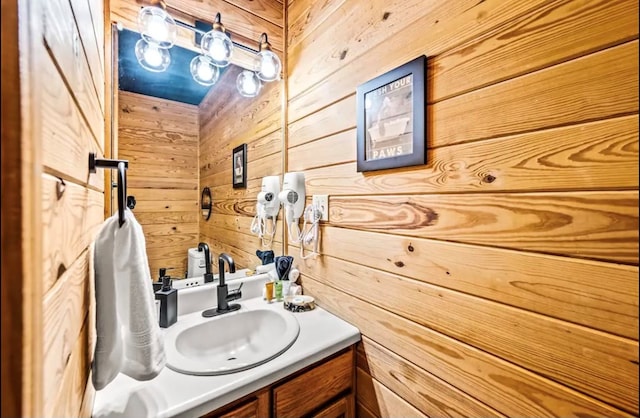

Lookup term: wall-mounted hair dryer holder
[278,172,306,223]
[259,175,281,218]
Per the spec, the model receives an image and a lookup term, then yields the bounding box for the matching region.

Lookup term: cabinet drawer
[201,389,269,418]
[310,394,354,418]
[274,349,353,417]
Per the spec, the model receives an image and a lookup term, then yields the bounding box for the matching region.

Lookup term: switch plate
[312,194,329,221]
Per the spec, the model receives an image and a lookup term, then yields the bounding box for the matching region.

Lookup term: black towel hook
[89,152,129,227]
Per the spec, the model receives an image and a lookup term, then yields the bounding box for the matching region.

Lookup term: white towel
[92,208,165,390]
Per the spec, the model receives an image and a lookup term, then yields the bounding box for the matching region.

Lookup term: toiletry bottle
[275,280,283,301]
[155,275,178,328]
[264,281,274,303]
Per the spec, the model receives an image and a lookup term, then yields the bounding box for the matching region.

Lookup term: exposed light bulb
[254,34,281,82]
[135,39,171,72]
[201,28,233,67]
[144,44,163,67]
[236,70,262,97]
[147,14,168,42]
[242,75,258,95]
[259,57,277,80]
[209,38,226,61]
[190,55,219,86]
[255,51,281,81]
[138,6,176,49]
[197,62,214,81]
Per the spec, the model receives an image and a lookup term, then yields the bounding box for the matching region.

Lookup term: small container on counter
[264,281,274,303]
[274,281,283,301]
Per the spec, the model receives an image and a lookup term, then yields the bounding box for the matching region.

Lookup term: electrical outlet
[312,194,329,221]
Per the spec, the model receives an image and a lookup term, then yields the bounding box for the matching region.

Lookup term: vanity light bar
[173,20,260,55]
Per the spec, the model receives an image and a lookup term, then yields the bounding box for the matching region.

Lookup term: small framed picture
[232,143,247,189]
[356,56,427,172]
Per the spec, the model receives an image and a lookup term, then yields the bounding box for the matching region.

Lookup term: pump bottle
[155,274,177,328]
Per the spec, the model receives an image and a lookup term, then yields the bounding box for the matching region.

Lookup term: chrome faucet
[202,253,242,318]
[197,242,214,283]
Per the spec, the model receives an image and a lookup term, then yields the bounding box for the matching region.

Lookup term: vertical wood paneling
[286,0,639,415]
[118,91,199,278]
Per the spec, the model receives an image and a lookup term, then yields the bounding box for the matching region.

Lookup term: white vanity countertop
[92,296,361,418]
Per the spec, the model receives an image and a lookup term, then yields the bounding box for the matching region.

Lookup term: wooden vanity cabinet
[310,395,352,418]
[201,345,356,418]
[201,389,270,418]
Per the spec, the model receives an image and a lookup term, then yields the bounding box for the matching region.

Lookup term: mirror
[201,187,212,221]
[115,24,284,277]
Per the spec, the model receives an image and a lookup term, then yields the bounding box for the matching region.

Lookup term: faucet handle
[227,282,243,301]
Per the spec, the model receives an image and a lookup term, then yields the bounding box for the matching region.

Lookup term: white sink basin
[164,308,300,376]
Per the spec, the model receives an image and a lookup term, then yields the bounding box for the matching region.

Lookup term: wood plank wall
[118,91,199,278]
[286,0,639,416]
[198,63,285,269]
[35,0,107,415]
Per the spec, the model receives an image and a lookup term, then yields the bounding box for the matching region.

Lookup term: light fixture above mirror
[138,5,177,48]
[255,33,281,82]
[236,70,262,98]
[200,13,233,68]
[134,2,281,98]
[190,55,220,86]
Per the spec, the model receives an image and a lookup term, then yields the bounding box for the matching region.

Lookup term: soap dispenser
[153,267,173,292]
[155,274,177,328]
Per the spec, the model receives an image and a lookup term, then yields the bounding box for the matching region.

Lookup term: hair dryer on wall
[278,172,305,242]
[251,175,280,247]
[258,175,280,218]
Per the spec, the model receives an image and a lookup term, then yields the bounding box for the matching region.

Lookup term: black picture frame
[232,144,247,188]
[356,56,427,172]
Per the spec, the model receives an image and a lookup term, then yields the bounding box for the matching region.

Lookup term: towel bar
[89,152,129,227]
